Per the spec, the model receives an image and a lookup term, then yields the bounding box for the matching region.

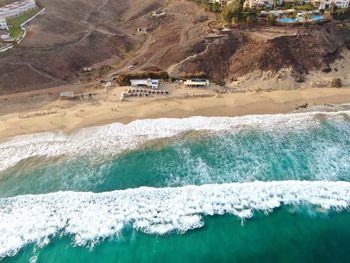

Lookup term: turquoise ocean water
[1,112,350,262]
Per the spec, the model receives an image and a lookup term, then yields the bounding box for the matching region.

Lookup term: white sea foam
[0,111,349,172]
[1,180,350,258]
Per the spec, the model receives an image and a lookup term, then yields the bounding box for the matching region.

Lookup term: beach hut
[184,79,210,88]
[130,78,160,89]
[59,91,75,100]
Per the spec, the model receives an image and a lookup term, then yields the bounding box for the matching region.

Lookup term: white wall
[0,18,8,30]
[0,0,37,19]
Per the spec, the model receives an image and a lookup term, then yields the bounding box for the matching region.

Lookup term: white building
[319,0,349,8]
[336,0,350,8]
[215,0,349,9]
[244,0,274,8]
[130,78,160,89]
[184,79,210,88]
[0,0,37,19]
[209,0,236,5]
[0,17,8,30]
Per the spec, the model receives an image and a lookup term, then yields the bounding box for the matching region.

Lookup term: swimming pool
[311,15,325,21]
[277,15,325,24]
[277,17,299,23]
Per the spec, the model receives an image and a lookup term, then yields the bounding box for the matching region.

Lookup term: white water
[0,111,349,172]
[1,180,350,259]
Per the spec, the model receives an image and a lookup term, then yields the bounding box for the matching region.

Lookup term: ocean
[1,111,350,262]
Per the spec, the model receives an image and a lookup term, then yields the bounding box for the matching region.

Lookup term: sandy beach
[0,85,350,140]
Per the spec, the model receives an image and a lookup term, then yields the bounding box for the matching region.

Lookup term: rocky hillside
[1,0,350,94]
[0,0,167,94]
[172,22,350,84]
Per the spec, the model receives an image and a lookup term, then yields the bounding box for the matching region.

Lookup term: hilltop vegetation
[7,8,40,39]
[116,71,169,86]
[191,0,221,13]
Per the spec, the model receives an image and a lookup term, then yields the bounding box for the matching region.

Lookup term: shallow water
[1,113,349,197]
[1,112,350,262]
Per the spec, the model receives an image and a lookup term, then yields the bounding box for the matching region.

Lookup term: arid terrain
[1,0,350,95]
[0,0,215,94]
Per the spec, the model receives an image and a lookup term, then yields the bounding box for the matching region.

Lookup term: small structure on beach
[130,78,160,89]
[122,88,169,100]
[59,91,75,99]
[120,91,126,101]
[184,79,210,88]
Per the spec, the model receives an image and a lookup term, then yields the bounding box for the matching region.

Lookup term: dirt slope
[173,22,350,83]
[0,0,165,94]
[0,0,217,94]
[1,0,350,94]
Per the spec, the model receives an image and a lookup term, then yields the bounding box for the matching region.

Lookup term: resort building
[210,0,234,5]
[0,0,37,19]
[184,79,210,88]
[319,0,349,9]
[130,78,160,89]
[244,0,273,8]
[244,0,349,8]
[0,17,8,30]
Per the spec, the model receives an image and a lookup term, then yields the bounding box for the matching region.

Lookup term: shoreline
[1,87,350,140]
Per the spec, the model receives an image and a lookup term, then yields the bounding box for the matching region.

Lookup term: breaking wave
[1,180,350,259]
[0,111,349,172]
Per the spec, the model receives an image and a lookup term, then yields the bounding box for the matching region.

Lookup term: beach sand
[0,86,350,140]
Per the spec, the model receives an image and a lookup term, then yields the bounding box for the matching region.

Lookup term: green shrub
[222,0,242,24]
[331,8,350,20]
[116,71,169,86]
[267,14,276,25]
[179,71,207,79]
[331,78,342,88]
[192,0,221,13]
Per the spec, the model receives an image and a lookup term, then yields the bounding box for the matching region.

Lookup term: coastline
[1,87,350,262]
[1,87,350,140]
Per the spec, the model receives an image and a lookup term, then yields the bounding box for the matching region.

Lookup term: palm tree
[267,14,276,25]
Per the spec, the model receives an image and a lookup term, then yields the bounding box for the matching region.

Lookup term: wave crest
[1,180,350,258]
[0,111,349,172]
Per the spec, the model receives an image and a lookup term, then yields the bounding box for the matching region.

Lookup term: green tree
[222,0,242,24]
[273,0,278,8]
[267,14,276,25]
[245,13,257,25]
[35,0,43,9]
[290,11,297,18]
[330,2,337,13]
